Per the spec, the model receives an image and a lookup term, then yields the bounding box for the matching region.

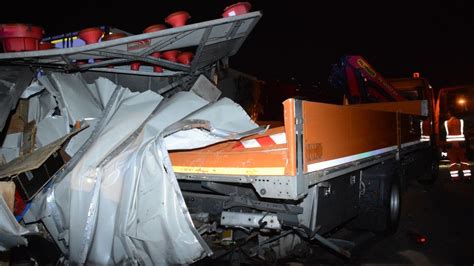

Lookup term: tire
[348,165,401,235]
[385,178,401,234]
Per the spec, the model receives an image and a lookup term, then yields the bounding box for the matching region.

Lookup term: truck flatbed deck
[171,99,429,200]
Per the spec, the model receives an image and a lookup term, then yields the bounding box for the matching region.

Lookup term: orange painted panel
[301,101,399,173]
[170,99,422,177]
[170,127,291,176]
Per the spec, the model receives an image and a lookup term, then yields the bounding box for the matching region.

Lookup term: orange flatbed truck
[170,80,437,259]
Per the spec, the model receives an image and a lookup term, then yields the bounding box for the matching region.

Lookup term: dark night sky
[2,1,474,89]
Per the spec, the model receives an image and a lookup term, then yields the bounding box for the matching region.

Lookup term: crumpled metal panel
[62,90,162,263]
[64,78,118,157]
[25,76,262,264]
[27,89,56,124]
[36,115,69,147]
[44,73,103,123]
[164,98,261,150]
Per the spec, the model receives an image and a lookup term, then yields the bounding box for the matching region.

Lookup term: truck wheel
[348,171,401,235]
[385,178,401,234]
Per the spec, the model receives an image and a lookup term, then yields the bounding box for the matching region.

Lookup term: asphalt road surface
[292,161,474,265]
[353,162,474,264]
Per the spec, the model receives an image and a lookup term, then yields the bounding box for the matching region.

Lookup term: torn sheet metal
[73,93,259,264]
[64,118,97,157]
[164,98,262,150]
[36,115,69,148]
[81,90,214,264]
[25,76,263,264]
[36,74,119,157]
[2,132,22,149]
[63,77,120,157]
[99,132,210,264]
[20,81,45,99]
[94,77,118,109]
[0,195,29,251]
[40,73,103,124]
[27,90,57,124]
[190,75,221,102]
[0,132,23,163]
[0,148,18,164]
[38,87,163,264]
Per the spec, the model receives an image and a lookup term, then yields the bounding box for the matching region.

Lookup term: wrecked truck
[0,9,437,265]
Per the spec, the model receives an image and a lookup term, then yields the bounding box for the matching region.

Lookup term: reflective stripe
[461,162,470,165]
[447,137,465,142]
[450,163,457,166]
[270,133,287,144]
[235,133,287,149]
[307,141,422,172]
[307,145,397,172]
[420,135,430,142]
[420,119,431,142]
[239,139,260,148]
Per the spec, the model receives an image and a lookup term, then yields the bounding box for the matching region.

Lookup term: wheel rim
[389,182,400,224]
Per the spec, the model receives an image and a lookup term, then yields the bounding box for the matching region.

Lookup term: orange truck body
[171,98,429,200]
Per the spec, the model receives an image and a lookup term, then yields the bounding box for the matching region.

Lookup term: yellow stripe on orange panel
[173,166,286,176]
